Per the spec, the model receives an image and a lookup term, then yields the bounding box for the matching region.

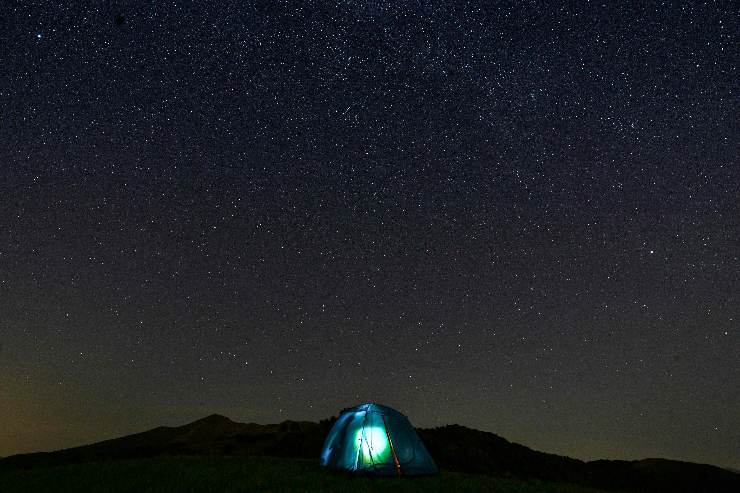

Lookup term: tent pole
[381,415,402,477]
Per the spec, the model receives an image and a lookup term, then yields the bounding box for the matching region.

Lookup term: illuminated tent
[319,403,438,476]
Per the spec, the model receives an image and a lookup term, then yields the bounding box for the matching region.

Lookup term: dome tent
[319,403,438,476]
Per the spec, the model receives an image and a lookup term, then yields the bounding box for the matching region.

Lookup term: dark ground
[0,455,614,493]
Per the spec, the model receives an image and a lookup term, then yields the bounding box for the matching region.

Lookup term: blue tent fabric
[319,403,438,476]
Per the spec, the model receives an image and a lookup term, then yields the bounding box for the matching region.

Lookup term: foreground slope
[0,455,612,493]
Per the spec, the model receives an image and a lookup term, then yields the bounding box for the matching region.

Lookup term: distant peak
[191,414,234,425]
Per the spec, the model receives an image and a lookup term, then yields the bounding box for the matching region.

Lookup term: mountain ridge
[1,414,737,493]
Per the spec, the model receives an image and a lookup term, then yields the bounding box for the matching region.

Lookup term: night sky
[1,1,738,470]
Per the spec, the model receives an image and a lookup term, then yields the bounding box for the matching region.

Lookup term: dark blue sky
[1,1,737,469]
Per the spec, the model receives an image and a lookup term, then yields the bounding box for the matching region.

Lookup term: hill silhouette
[417,425,739,493]
[1,414,737,493]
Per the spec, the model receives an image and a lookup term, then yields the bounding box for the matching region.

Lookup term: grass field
[0,455,613,492]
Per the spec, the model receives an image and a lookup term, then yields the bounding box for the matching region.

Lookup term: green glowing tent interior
[319,402,438,476]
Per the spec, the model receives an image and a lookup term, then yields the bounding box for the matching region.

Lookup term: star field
[0,1,738,470]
